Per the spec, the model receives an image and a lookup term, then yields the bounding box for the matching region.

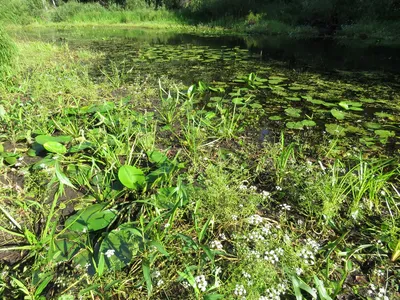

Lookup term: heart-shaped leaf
[118,165,146,189]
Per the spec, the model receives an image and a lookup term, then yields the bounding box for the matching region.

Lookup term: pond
[14,27,400,155]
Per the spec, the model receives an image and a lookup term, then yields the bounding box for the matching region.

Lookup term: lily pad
[325,124,346,136]
[331,109,346,120]
[285,107,302,118]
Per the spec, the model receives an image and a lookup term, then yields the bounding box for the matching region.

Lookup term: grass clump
[0,27,17,80]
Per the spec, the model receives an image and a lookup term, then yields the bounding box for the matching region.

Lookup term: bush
[50,1,107,22]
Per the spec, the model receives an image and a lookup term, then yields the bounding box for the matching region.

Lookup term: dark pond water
[13,27,400,154]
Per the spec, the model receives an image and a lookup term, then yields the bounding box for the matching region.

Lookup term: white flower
[105,249,115,258]
[232,215,238,221]
[261,190,271,199]
[194,275,207,292]
[296,267,303,275]
[248,214,263,225]
[279,204,291,211]
[157,279,164,287]
[276,186,282,191]
[234,284,246,296]
[210,240,224,250]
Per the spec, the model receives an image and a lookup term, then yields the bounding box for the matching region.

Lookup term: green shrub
[50,1,107,22]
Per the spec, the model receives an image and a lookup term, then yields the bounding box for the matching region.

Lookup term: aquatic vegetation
[0,31,399,299]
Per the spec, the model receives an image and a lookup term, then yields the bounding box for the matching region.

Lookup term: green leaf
[65,204,117,232]
[34,274,53,297]
[325,124,346,136]
[301,120,316,127]
[148,240,169,256]
[147,150,168,165]
[374,130,395,138]
[331,109,345,120]
[43,141,67,155]
[97,253,105,277]
[284,107,302,118]
[118,165,146,190]
[35,135,72,145]
[314,276,333,300]
[55,163,75,188]
[269,115,282,121]
[99,227,141,271]
[142,260,153,296]
[286,121,304,130]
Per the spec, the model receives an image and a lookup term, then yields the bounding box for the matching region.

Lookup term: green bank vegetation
[1,0,400,40]
[0,34,399,299]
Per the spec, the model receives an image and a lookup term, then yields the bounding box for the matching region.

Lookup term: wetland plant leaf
[338,101,363,111]
[325,124,346,136]
[35,135,72,145]
[364,122,382,130]
[284,107,301,118]
[286,122,304,129]
[43,141,67,155]
[118,165,146,190]
[375,130,395,139]
[269,115,282,121]
[65,204,117,232]
[301,120,316,127]
[331,109,346,120]
[147,150,168,165]
[99,227,141,271]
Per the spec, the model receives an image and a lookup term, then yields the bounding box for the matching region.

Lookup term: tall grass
[0,27,17,80]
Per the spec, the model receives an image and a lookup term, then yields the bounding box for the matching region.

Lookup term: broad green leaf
[331,109,345,120]
[269,115,282,121]
[147,150,168,164]
[301,120,316,127]
[65,204,117,232]
[285,107,301,118]
[374,130,395,138]
[99,227,141,271]
[35,135,72,145]
[118,165,145,190]
[286,121,304,129]
[325,124,346,136]
[43,142,67,155]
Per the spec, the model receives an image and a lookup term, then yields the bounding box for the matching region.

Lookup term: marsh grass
[0,38,399,300]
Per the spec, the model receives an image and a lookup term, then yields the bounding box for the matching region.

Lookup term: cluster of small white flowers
[261,190,271,199]
[248,250,261,259]
[249,186,257,192]
[232,214,238,221]
[261,225,271,236]
[306,238,320,251]
[219,233,227,240]
[247,230,265,242]
[105,249,115,258]
[210,240,224,250]
[247,214,263,225]
[239,184,248,190]
[157,279,164,287]
[260,283,287,300]
[279,204,291,211]
[242,270,253,286]
[375,269,384,277]
[296,267,303,275]
[181,280,191,289]
[276,186,282,191]
[194,275,207,292]
[234,284,247,297]
[264,250,280,264]
[298,248,315,265]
